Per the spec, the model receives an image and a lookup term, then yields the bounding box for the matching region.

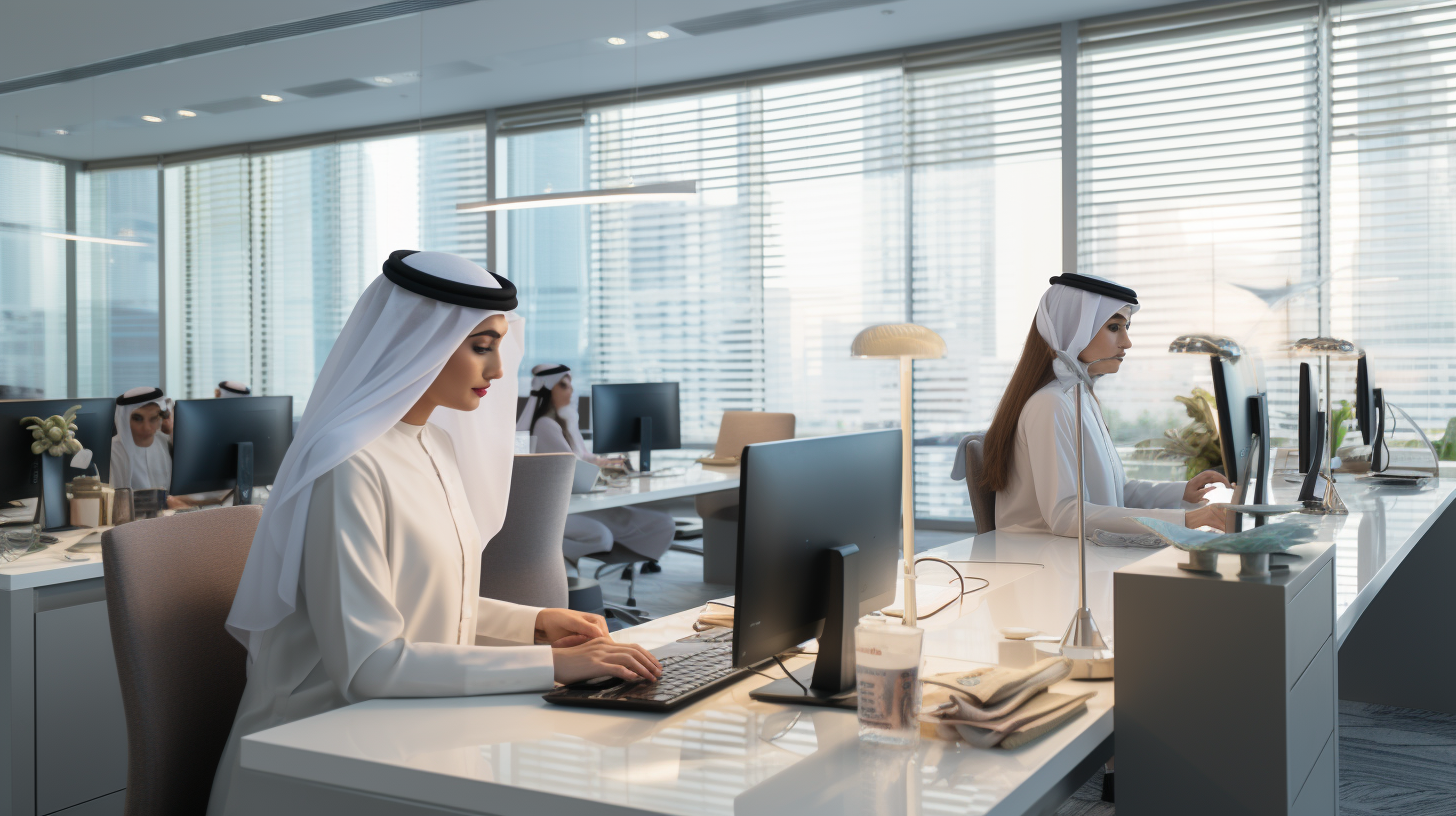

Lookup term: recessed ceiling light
[260,94,283,102]
[176,109,197,118]
[647,30,669,39]
[607,37,627,45]
[141,115,163,123]
[50,129,68,136]
[374,76,394,85]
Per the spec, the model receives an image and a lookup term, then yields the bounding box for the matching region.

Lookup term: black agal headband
[532,365,570,378]
[1048,274,1138,306]
[116,387,164,406]
[383,249,518,311]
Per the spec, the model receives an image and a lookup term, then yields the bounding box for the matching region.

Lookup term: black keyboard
[543,642,746,712]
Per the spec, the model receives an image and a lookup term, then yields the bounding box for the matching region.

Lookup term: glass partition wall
[10,0,1456,525]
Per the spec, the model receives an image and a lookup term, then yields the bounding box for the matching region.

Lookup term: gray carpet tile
[1056,768,1114,816]
[1339,701,1456,816]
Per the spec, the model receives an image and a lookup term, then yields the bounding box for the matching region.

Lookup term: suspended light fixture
[39,231,148,247]
[457,181,698,213]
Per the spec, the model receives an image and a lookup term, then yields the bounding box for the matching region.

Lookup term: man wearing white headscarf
[208,251,661,815]
[969,274,1231,538]
[110,386,172,491]
[518,364,677,563]
[215,380,251,398]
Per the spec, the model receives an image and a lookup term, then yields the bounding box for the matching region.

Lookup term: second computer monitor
[171,396,293,504]
[1298,362,1320,473]
[591,383,680,471]
[1356,353,1378,446]
[733,429,901,702]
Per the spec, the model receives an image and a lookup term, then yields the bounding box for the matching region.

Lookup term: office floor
[1054,701,1456,815]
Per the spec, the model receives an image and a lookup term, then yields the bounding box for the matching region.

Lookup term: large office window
[163,126,488,414]
[1331,0,1456,431]
[76,166,161,400]
[588,91,760,443]
[498,123,590,391]
[908,32,1064,519]
[0,153,67,399]
[1079,1,1322,444]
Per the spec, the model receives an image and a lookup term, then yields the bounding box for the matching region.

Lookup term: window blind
[0,153,67,399]
[587,91,760,442]
[1078,0,1322,447]
[76,166,161,399]
[1331,0,1456,433]
[906,29,1063,520]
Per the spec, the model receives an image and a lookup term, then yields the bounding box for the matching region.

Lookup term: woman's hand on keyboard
[553,638,664,684]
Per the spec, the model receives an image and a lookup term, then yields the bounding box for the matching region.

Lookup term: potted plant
[18,405,83,531]
[1131,388,1225,480]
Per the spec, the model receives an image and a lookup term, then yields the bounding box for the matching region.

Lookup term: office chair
[480,453,574,609]
[101,505,261,816]
[693,411,795,584]
[951,431,996,533]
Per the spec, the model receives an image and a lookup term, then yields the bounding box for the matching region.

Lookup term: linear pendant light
[457,180,697,213]
[40,231,149,247]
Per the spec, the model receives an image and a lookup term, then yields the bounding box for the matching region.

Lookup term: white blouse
[996,382,1189,538]
[207,421,555,815]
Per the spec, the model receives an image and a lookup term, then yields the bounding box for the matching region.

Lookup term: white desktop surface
[569,452,738,514]
[240,533,1136,816]
[0,526,105,590]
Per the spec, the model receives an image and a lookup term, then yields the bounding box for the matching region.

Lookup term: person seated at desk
[518,363,675,571]
[111,386,196,510]
[209,251,660,816]
[978,274,1230,537]
[216,380,251,398]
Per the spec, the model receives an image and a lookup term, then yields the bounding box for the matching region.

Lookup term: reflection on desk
[568,451,738,515]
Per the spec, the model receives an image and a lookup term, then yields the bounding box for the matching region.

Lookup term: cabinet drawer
[1287,635,1334,805]
[1286,560,1333,689]
[1292,731,1336,816]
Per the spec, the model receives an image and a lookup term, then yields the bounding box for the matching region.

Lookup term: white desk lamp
[851,323,946,627]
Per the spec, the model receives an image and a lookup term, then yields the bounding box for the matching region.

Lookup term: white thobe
[207,421,555,815]
[109,433,172,490]
[996,382,1189,538]
[530,417,676,561]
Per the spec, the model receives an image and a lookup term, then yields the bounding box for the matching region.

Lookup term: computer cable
[911,556,992,620]
[771,654,809,695]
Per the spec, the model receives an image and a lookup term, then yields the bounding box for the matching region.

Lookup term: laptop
[572,459,605,494]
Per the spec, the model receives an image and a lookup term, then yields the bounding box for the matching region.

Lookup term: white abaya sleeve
[530,418,575,455]
[1022,394,1186,538]
[109,438,130,489]
[1123,478,1188,510]
[303,462,555,702]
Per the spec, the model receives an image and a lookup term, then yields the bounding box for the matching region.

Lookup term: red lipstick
[472,387,489,397]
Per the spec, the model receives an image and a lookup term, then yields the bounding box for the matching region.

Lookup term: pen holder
[855,618,923,745]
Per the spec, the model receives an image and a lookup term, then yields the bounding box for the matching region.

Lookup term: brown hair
[979,319,1058,493]
[527,386,573,441]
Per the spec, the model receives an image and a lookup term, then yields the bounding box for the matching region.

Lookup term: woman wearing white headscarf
[975,274,1230,537]
[208,251,661,816]
[517,364,677,563]
[110,386,172,491]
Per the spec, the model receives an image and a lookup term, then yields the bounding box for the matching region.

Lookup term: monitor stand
[234,441,255,506]
[636,416,653,473]
[37,453,81,533]
[749,543,859,710]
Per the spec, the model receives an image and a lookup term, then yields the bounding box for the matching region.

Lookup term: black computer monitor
[1298,362,1320,473]
[1298,410,1327,503]
[1372,387,1387,473]
[733,429,902,707]
[0,398,116,529]
[1356,354,1378,446]
[170,396,293,505]
[1209,356,1268,494]
[591,383,680,472]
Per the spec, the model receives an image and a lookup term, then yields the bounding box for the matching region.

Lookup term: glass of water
[855,617,924,745]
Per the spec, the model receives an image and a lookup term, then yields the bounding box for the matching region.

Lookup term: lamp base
[1060,607,1114,680]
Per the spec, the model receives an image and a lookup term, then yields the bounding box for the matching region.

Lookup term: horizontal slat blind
[1079,0,1321,445]
[588,92,761,442]
[1331,0,1456,432]
[908,31,1062,520]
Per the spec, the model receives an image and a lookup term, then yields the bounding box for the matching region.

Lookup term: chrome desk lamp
[1290,337,1358,515]
[851,323,947,628]
[1169,333,1244,361]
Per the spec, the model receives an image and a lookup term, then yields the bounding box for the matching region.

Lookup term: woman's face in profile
[552,375,573,410]
[1078,309,1133,375]
[425,314,510,413]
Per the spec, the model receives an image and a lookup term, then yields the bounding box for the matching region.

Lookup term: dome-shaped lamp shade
[850,323,947,360]
[1168,334,1243,360]
[1290,336,1359,359]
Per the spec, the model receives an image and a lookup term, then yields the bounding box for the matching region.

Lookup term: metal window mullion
[65,161,78,399]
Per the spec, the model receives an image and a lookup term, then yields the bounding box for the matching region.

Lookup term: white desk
[238,532,1134,816]
[569,457,738,515]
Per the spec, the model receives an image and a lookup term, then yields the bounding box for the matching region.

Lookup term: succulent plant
[20,405,84,457]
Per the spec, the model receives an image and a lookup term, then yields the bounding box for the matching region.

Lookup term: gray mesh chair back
[101,504,262,816]
[481,453,575,608]
[957,432,996,533]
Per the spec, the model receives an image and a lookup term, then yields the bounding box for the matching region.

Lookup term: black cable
[909,557,992,620]
[772,654,808,695]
